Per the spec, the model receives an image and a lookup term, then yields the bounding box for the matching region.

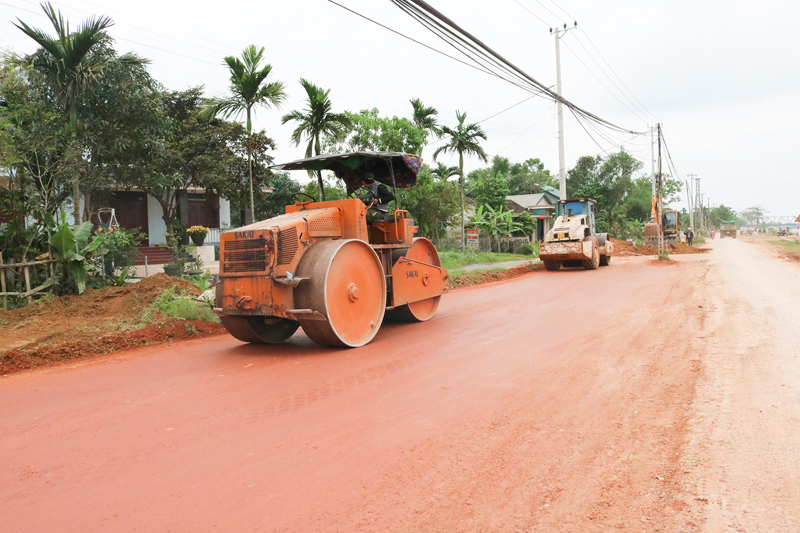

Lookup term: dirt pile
[447,262,543,290]
[611,238,708,256]
[0,274,224,375]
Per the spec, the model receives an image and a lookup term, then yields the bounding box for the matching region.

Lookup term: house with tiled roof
[507,186,560,241]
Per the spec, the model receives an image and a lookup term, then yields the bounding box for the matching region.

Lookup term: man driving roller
[352,172,395,222]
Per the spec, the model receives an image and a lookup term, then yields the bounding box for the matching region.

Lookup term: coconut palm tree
[202,45,286,224]
[15,2,147,223]
[410,97,441,140]
[433,111,488,248]
[281,79,351,201]
[430,162,460,182]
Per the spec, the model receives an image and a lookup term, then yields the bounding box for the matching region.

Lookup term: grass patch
[769,239,800,253]
[180,271,214,291]
[440,250,532,270]
[152,286,216,322]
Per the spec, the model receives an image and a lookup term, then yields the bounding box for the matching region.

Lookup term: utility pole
[650,126,656,196]
[694,176,702,232]
[551,22,577,202]
[657,124,666,259]
[686,174,696,231]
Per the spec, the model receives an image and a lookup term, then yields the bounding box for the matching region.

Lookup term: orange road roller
[214,152,448,348]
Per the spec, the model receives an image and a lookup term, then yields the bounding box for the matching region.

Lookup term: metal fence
[441,236,535,254]
[206,228,223,244]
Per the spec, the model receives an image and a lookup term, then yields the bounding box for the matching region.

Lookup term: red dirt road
[2,241,798,532]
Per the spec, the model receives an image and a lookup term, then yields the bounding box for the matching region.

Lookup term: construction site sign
[466,229,480,249]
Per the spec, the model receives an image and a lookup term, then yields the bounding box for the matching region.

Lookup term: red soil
[0,274,223,375]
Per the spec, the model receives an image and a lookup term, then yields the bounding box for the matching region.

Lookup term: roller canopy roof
[271,151,422,193]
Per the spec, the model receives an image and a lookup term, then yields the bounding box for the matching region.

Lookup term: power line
[573,31,660,124]
[559,38,649,126]
[326,0,499,80]
[387,0,645,135]
[513,0,550,29]
[498,103,553,154]
[513,0,658,125]
[532,0,567,25]
[568,33,657,124]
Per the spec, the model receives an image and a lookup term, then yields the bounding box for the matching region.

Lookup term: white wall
[147,196,167,246]
[219,197,231,229]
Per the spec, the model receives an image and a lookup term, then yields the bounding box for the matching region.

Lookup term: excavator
[644,195,681,245]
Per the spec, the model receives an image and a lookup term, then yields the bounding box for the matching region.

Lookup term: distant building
[507,186,560,241]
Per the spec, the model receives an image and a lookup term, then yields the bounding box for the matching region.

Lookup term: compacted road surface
[2,239,799,532]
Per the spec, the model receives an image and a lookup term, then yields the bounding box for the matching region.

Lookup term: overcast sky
[2,0,799,218]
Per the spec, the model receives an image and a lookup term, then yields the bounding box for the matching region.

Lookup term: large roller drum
[294,239,386,347]
[220,316,299,344]
[388,237,442,322]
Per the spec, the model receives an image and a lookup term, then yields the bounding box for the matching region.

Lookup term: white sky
[2,0,799,218]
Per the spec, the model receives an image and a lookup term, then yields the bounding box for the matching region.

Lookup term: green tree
[299,176,347,203]
[430,162,459,182]
[410,97,440,139]
[78,43,170,218]
[507,157,556,195]
[14,2,147,223]
[326,108,425,155]
[706,204,740,228]
[468,204,522,251]
[433,110,488,248]
[469,170,510,211]
[397,165,460,244]
[120,88,274,237]
[256,172,300,219]
[282,79,352,201]
[0,58,75,224]
[202,45,286,224]
[567,151,643,234]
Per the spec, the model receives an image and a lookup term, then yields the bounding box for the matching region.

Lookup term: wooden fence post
[23,265,33,304]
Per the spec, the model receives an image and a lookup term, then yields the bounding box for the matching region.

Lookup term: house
[95,189,231,247]
[507,186,560,241]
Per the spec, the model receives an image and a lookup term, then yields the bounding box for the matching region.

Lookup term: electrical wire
[513,0,550,29]
[326,0,499,80]
[559,38,649,126]
[384,0,646,135]
[498,103,553,154]
[513,0,659,125]
[541,0,660,125]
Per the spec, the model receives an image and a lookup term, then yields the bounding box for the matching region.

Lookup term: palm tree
[430,162,460,182]
[410,98,441,140]
[15,2,147,223]
[433,111,488,248]
[202,45,286,225]
[282,79,351,201]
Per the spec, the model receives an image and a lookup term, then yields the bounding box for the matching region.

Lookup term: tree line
[2,2,749,262]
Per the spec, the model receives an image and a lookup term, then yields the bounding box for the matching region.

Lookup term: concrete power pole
[650,126,656,196]
[694,176,702,232]
[551,22,576,202]
[686,174,696,231]
[657,124,666,259]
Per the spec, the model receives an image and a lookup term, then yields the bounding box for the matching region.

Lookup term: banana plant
[468,205,523,252]
[49,212,106,294]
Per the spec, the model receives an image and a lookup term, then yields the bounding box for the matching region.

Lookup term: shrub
[101,227,146,273]
[152,286,216,322]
